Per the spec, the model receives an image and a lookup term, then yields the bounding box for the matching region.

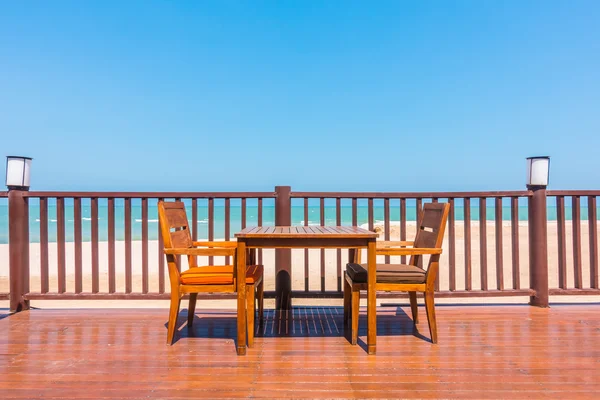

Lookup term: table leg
[236,241,247,355]
[367,240,377,355]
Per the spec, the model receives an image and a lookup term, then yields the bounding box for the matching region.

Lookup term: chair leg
[187,293,198,328]
[246,285,255,347]
[424,291,437,344]
[351,287,360,345]
[167,290,182,345]
[409,291,419,325]
[343,275,351,327]
[257,279,264,325]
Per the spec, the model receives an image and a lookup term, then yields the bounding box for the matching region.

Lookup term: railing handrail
[547,190,600,196]
[23,191,276,198]
[290,190,532,199]
[5,189,600,199]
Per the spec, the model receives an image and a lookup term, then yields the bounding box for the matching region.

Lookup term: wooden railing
[286,190,536,301]
[5,191,275,310]
[3,186,600,312]
[546,190,600,295]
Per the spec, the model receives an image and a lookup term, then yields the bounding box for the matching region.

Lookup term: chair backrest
[410,202,450,268]
[414,202,451,249]
[158,201,200,270]
[158,201,193,249]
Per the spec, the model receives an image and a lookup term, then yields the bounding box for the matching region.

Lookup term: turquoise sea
[0,198,597,244]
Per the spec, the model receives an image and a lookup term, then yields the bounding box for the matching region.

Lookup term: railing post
[8,189,30,313]
[275,185,292,310]
[528,186,549,307]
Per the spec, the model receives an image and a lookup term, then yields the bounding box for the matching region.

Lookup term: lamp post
[527,156,550,308]
[6,156,32,312]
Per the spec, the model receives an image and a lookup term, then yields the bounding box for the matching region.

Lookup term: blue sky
[1,1,599,192]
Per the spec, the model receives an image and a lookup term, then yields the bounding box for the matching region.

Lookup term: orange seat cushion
[180,265,263,285]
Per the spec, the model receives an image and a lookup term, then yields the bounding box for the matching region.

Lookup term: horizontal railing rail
[291,191,531,199]
[24,191,275,198]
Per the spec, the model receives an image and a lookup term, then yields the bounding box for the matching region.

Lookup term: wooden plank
[320,198,325,292]
[174,197,182,271]
[225,198,231,265]
[368,198,374,231]
[352,198,357,227]
[448,198,455,291]
[73,197,83,293]
[304,197,309,292]
[589,196,599,289]
[39,197,49,294]
[572,196,582,288]
[433,198,440,293]
[289,190,532,198]
[495,197,504,290]
[401,198,407,264]
[235,227,376,239]
[258,198,263,265]
[384,198,390,264]
[91,198,99,293]
[55,198,66,293]
[464,198,472,291]
[192,198,198,241]
[107,198,116,293]
[479,198,487,291]
[511,196,520,290]
[26,190,276,198]
[556,196,567,289]
[142,198,149,294]
[208,197,214,266]
[125,198,132,293]
[158,198,165,294]
[415,198,422,268]
[336,198,342,292]
[241,198,246,229]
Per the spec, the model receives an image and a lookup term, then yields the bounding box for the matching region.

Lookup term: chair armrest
[376,247,442,256]
[376,241,414,248]
[164,247,236,257]
[192,241,237,248]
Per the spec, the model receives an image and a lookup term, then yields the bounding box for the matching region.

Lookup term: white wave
[299,220,320,226]
[135,219,158,223]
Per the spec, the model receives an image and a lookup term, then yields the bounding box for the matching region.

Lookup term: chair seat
[346,263,426,284]
[180,265,263,285]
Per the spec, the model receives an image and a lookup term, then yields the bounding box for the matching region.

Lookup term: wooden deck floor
[1,304,599,399]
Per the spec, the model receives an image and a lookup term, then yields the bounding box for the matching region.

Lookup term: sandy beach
[1,220,598,308]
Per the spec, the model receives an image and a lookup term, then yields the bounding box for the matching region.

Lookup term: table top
[235,226,378,239]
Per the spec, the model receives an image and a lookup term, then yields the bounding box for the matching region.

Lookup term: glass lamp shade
[6,156,32,190]
[526,156,550,187]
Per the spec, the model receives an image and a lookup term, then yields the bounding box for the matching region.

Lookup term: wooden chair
[158,201,264,346]
[344,202,450,344]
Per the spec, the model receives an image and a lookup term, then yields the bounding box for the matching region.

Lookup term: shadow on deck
[1,305,599,399]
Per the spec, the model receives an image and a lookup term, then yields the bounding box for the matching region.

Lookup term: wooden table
[234,226,379,355]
